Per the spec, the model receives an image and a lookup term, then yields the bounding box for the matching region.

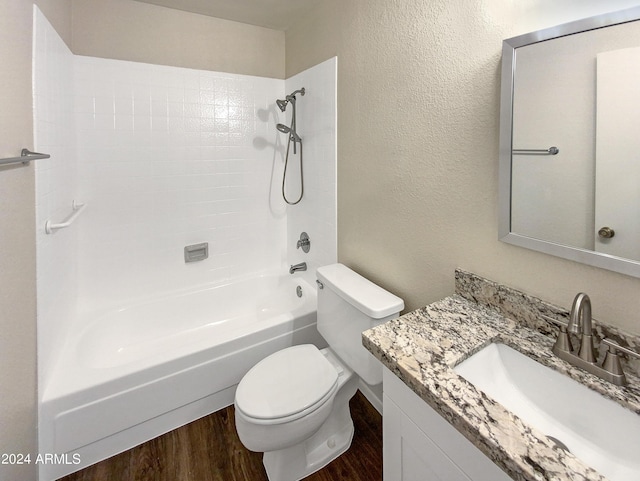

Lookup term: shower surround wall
[33,6,77,391]
[33,8,336,472]
[285,58,338,288]
[73,57,286,315]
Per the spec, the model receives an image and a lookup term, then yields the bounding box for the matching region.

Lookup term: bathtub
[39,273,323,481]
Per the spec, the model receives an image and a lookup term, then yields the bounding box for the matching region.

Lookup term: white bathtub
[39,273,323,481]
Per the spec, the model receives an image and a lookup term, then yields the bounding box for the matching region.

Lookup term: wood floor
[59,391,382,481]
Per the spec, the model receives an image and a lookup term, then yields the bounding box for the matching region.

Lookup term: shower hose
[282,136,303,205]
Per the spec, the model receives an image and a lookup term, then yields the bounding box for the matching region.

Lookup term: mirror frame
[499,6,640,278]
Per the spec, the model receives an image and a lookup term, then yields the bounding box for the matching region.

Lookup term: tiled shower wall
[285,58,337,288]
[73,57,287,315]
[33,7,77,387]
[33,6,336,390]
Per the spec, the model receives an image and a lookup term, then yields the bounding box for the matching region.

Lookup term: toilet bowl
[234,264,403,481]
[236,346,358,480]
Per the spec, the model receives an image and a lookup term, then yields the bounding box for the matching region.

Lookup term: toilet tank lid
[316,264,404,319]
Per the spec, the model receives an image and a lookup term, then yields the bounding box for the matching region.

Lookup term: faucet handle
[602,338,640,360]
[542,315,573,354]
[541,315,568,329]
[296,232,310,253]
[600,338,640,383]
[601,342,625,378]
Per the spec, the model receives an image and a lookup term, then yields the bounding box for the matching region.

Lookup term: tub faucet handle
[296,232,310,253]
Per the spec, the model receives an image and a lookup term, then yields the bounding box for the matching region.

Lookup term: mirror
[499,7,640,278]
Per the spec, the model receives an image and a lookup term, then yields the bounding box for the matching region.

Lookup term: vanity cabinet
[382,367,511,481]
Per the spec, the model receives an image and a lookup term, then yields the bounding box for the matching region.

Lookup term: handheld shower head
[276,123,301,142]
[276,87,305,205]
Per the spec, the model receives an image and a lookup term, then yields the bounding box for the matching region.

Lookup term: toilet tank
[316,264,404,385]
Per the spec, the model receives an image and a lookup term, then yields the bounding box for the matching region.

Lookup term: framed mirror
[499,6,640,278]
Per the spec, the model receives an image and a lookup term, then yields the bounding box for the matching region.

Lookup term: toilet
[234,263,404,481]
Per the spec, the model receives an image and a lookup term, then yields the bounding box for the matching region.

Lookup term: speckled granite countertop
[362,270,640,481]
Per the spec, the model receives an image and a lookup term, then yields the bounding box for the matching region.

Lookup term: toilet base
[262,370,359,481]
[263,420,353,481]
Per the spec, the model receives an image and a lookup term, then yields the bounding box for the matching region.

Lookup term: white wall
[67,54,336,319]
[33,6,78,393]
[73,57,287,316]
[285,57,337,287]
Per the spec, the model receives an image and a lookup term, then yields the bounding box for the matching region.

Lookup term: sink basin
[454,343,640,481]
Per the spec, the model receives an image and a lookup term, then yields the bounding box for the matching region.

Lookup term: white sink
[454,343,640,481]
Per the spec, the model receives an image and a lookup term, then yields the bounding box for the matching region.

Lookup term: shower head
[276,99,288,112]
[276,88,306,112]
[277,123,301,142]
[276,123,291,134]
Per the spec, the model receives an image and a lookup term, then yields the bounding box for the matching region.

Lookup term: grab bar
[45,201,86,234]
[512,146,559,156]
[0,148,51,167]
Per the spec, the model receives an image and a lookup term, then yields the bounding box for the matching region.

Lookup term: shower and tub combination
[33,8,337,480]
[40,273,321,480]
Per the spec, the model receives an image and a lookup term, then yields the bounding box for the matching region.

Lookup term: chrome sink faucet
[544,293,640,386]
[567,292,597,363]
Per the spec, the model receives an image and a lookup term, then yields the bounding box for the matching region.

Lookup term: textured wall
[0,2,37,480]
[286,0,640,334]
[71,0,285,78]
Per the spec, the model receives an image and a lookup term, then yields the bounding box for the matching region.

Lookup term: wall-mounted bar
[45,201,86,234]
[512,146,559,156]
[0,148,51,167]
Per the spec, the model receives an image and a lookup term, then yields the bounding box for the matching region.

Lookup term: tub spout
[289,262,307,274]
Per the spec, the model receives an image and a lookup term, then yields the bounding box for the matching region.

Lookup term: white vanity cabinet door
[384,393,472,481]
[383,367,512,481]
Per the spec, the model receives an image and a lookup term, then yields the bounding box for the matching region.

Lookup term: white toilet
[234,263,404,481]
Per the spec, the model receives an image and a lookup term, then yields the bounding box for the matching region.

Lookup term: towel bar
[512,146,559,156]
[45,201,86,234]
[0,148,51,167]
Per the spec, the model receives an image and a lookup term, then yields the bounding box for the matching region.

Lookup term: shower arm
[287,88,305,101]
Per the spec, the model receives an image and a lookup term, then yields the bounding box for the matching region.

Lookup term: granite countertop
[362,271,640,481]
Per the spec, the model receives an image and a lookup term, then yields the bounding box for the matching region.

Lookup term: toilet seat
[235,344,339,424]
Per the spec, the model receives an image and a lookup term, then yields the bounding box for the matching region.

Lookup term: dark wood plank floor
[59,390,382,481]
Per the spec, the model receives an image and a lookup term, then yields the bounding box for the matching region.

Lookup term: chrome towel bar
[0,148,51,167]
[45,201,86,234]
[512,146,559,156]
